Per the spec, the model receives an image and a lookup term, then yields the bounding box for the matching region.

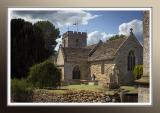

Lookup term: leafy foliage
[34,21,60,55]
[11,79,33,102]
[108,34,125,41]
[133,65,143,79]
[11,19,59,78]
[27,60,61,88]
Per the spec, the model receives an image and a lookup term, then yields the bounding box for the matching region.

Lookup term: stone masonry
[136,11,150,103]
[56,29,143,88]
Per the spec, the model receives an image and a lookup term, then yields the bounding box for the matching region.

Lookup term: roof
[88,37,127,61]
[85,44,97,50]
[85,40,103,56]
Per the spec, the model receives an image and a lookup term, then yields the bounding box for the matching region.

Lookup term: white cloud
[119,19,143,43]
[87,19,143,46]
[54,36,63,51]
[11,10,100,27]
[52,10,100,27]
[11,10,100,51]
[87,31,115,45]
[11,12,44,24]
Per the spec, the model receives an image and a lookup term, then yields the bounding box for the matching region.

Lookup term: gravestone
[108,64,120,89]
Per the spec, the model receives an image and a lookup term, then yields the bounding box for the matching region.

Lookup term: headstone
[108,64,120,89]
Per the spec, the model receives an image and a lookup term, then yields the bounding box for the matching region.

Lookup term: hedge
[11,79,33,102]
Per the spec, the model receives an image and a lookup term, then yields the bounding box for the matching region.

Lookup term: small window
[101,62,104,74]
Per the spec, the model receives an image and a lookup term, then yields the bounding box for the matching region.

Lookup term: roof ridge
[88,40,103,56]
[114,37,128,55]
[105,36,126,43]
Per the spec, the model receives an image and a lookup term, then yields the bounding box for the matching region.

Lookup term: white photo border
[7,7,152,106]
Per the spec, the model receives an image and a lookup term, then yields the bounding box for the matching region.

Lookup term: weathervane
[73,20,79,32]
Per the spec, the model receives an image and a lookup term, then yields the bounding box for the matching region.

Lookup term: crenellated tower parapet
[62,31,87,48]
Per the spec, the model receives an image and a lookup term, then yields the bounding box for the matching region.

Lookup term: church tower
[61,31,87,48]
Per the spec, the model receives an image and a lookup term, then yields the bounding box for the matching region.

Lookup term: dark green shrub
[108,34,125,41]
[27,60,61,88]
[133,65,143,79]
[11,79,33,102]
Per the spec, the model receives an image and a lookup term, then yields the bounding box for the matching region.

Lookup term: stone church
[56,29,143,88]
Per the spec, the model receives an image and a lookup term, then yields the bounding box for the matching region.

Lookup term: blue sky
[11,9,144,50]
[60,11,143,34]
[89,11,143,34]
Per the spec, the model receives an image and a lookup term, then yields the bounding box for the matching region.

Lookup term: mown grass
[42,84,105,94]
[63,84,104,92]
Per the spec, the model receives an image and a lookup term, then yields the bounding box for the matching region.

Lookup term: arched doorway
[127,51,135,71]
[72,65,80,79]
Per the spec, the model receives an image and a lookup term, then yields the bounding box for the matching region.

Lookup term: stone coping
[135,76,149,85]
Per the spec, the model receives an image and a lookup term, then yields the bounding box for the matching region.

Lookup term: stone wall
[138,85,149,102]
[143,11,150,77]
[62,31,87,48]
[90,60,114,87]
[137,11,150,103]
[89,32,143,87]
[56,47,64,66]
[64,61,90,83]
[114,33,143,85]
[65,48,89,62]
[58,30,143,88]
[62,37,68,48]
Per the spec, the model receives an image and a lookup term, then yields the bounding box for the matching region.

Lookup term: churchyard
[10,9,150,104]
[11,81,137,103]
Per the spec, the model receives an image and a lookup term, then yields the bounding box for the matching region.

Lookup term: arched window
[72,65,80,79]
[128,51,135,71]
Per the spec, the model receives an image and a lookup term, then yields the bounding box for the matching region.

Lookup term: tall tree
[11,19,49,78]
[34,21,60,55]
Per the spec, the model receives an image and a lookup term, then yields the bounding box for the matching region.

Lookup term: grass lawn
[63,84,104,92]
[40,84,105,94]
